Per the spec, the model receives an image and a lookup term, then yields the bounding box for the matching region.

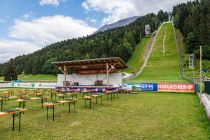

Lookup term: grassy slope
[0,89,209,140]
[18,74,56,81]
[125,37,153,73]
[0,74,56,82]
[129,22,187,83]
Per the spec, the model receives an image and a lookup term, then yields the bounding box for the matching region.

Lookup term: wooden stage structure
[53,57,128,88]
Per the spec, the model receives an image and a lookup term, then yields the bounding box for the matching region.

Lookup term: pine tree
[2,59,18,81]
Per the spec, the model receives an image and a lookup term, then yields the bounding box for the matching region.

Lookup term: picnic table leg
[68,102,70,113]
[111,93,112,101]
[23,102,25,114]
[19,112,21,131]
[90,99,91,109]
[41,99,44,109]
[74,102,75,113]
[12,114,15,130]
[1,100,3,111]
[53,106,55,121]
[47,106,49,120]
[23,102,25,108]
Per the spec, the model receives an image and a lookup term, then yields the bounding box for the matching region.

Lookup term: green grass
[125,37,152,73]
[129,22,187,83]
[0,74,56,82]
[0,88,209,140]
[0,76,3,82]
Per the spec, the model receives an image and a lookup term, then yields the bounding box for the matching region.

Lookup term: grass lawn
[129,22,187,83]
[0,74,57,82]
[125,37,153,73]
[0,88,209,140]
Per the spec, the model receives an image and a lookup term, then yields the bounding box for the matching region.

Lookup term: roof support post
[106,62,109,86]
[64,65,68,87]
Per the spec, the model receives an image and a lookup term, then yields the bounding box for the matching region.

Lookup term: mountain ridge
[96,16,139,33]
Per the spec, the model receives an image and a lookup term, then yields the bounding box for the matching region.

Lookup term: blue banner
[126,83,158,91]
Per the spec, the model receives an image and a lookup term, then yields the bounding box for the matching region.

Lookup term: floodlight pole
[200,46,202,94]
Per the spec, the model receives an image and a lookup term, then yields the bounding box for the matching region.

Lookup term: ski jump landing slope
[131,22,185,83]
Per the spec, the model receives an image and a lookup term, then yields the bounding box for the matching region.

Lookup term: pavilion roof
[52,57,128,74]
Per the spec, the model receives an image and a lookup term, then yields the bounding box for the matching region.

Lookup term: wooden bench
[0,108,27,131]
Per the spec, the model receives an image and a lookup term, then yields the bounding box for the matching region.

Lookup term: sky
[0,0,190,63]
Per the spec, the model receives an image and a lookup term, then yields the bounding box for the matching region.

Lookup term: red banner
[158,84,195,93]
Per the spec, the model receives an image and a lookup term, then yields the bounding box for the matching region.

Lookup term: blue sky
[0,0,190,63]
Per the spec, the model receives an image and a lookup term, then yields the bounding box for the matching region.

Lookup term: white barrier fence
[0,82,56,89]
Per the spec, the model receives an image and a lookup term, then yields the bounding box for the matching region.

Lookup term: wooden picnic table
[16,98,31,108]
[16,96,49,109]
[0,108,27,131]
[82,90,96,96]
[31,96,49,108]
[91,94,103,104]
[66,92,78,98]
[43,98,78,121]
[46,90,56,100]
[105,90,119,101]
[83,96,93,109]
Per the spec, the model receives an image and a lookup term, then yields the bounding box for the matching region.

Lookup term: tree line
[173,0,210,60]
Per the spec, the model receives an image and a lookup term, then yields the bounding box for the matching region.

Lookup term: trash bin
[204,80,210,94]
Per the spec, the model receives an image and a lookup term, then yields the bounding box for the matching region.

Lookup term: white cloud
[0,18,6,23]
[39,0,60,6]
[9,15,97,46]
[82,0,191,24]
[0,15,96,63]
[0,39,39,63]
[86,17,97,25]
[22,12,34,20]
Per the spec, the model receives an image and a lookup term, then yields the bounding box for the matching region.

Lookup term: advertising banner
[126,83,158,91]
[158,84,195,93]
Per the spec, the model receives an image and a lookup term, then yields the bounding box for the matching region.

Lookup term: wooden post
[200,46,202,94]
[64,65,67,87]
[106,62,109,86]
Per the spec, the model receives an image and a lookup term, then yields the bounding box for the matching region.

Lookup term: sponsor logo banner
[158,84,195,93]
[126,83,158,91]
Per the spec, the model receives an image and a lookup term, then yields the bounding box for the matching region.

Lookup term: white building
[145,24,151,37]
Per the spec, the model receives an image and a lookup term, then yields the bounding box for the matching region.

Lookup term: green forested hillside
[1,13,166,76]
[173,0,210,60]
